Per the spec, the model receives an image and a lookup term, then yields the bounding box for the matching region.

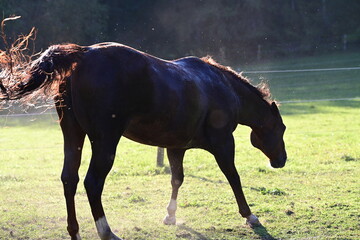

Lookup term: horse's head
[250,102,287,168]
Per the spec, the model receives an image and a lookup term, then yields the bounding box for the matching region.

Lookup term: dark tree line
[1,0,360,64]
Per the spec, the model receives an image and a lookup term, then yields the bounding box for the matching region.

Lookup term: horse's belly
[123,116,202,148]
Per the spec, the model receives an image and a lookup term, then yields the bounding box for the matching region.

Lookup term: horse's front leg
[57,106,86,240]
[163,148,186,225]
[208,134,260,227]
[84,133,122,240]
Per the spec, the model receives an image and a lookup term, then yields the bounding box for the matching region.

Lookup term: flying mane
[201,56,272,104]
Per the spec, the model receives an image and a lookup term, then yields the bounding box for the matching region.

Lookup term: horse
[1,42,287,240]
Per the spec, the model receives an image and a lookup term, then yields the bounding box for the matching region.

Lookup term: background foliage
[1,0,360,64]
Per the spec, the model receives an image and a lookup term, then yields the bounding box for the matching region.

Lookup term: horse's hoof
[163,214,176,225]
[110,232,123,240]
[246,214,260,228]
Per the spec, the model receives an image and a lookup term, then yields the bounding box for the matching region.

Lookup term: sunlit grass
[1,51,359,239]
[0,99,359,239]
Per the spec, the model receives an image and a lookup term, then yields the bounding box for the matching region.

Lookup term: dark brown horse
[1,42,286,240]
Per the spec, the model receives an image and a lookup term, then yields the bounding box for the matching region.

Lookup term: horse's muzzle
[270,153,287,168]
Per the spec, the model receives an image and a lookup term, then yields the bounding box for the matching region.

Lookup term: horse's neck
[237,89,271,129]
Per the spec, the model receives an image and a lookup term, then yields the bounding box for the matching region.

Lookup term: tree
[1,0,108,50]
[1,0,360,63]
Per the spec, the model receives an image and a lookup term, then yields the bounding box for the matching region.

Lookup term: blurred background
[0,0,359,108]
[1,0,360,65]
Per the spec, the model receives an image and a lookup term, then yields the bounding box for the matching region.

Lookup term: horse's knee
[61,171,79,196]
[61,171,79,184]
[171,170,184,187]
[171,178,183,189]
[61,152,81,190]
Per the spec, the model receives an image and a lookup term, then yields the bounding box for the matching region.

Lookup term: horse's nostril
[270,157,286,168]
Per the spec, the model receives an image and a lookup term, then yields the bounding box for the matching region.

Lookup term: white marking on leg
[96,216,111,239]
[246,214,260,227]
[75,233,82,240]
[95,216,122,240]
[163,199,177,225]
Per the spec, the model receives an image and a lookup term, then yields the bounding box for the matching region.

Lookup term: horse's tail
[1,43,88,100]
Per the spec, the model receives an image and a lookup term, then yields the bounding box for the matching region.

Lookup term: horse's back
[71,43,238,148]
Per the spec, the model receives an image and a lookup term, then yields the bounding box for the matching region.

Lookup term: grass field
[243,51,360,102]
[0,52,359,239]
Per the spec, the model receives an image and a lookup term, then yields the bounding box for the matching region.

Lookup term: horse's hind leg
[56,98,86,240]
[208,134,260,227]
[163,148,186,225]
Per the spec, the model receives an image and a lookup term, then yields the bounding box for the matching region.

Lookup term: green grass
[1,51,360,239]
[242,51,360,102]
[1,100,359,240]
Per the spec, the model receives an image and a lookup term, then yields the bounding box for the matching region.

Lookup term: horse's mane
[201,56,272,104]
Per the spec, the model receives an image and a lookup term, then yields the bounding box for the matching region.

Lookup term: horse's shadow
[177,225,208,240]
[176,223,277,240]
[252,224,277,240]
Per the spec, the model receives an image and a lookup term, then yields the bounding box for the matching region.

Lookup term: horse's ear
[271,102,280,115]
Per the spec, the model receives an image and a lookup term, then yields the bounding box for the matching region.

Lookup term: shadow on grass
[187,174,227,184]
[175,223,277,240]
[252,224,277,240]
[177,225,209,239]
